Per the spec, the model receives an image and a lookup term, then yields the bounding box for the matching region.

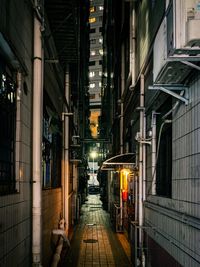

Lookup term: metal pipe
[151,112,157,195]
[131,3,136,87]
[139,74,144,242]
[142,113,146,201]
[32,4,43,265]
[64,66,70,234]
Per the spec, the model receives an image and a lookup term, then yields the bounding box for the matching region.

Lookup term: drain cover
[83,239,98,243]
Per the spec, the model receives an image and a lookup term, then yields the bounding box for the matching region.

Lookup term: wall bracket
[148,85,189,105]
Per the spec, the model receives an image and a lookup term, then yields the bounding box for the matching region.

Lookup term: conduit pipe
[32,2,43,265]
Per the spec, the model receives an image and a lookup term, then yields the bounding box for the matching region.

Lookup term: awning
[101,153,137,171]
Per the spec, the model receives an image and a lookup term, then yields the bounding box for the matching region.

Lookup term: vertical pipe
[64,66,70,234]
[139,74,144,245]
[143,114,146,201]
[120,41,125,229]
[151,112,157,195]
[131,4,136,87]
[134,174,138,222]
[32,6,43,266]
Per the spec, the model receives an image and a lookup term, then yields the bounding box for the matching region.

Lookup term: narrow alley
[1,0,200,267]
[60,194,132,267]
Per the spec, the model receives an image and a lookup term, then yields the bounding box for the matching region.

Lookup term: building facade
[88,0,104,139]
[101,0,200,266]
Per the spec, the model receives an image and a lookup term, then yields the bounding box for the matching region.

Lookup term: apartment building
[88,0,104,139]
[101,0,200,266]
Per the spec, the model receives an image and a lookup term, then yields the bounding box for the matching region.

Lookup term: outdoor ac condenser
[153,0,200,84]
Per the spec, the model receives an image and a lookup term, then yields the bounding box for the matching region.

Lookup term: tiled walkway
[60,194,132,267]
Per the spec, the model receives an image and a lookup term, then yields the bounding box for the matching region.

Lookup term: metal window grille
[0,72,16,195]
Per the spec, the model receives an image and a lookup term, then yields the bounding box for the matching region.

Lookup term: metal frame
[148,85,189,105]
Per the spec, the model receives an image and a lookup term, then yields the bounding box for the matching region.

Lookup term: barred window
[42,103,62,189]
[0,65,16,195]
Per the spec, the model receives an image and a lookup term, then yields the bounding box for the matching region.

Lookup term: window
[0,65,16,195]
[99,82,102,87]
[90,6,96,13]
[99,6,104,11]
[89,61,95,66]
[89,71,95,78]
[156,98,172,197]
[90,39,96,44]
[99,60,102,65]
[99,38,103,44]
[99,71,102,76]
[89,83,95,89]
[99,27,103,32]
[90,50,96,56]
[89,94,96,99]
[99,16,103,22]
[89,17,96,23]
[43,104,62,188]
[99,49,103,56]
[90,28,96,34]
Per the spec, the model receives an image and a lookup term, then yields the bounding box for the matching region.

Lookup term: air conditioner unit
[153,0,200,84]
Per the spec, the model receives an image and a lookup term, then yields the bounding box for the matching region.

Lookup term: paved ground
[60,194,132,267]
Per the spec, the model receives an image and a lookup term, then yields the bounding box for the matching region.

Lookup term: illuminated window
[89,83,95,89]
[99,82,102,87]
[90,50,96,56]
[99,6,104,11]
[99,71,102,76]
[99,38,103,44]
[99,49,103,56]
[89,17,96,23]
[90,6,96,13]
[89,71,95,78]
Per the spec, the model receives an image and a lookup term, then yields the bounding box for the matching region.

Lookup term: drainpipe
[119,40,125,229]
[63,65,70,234]
[32,2,43,266]
[151,112,157,195]
[139,74,144,257]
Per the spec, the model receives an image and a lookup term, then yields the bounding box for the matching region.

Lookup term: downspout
[32,2,43,266]
[64,65,70,234]
[119,42,125,229]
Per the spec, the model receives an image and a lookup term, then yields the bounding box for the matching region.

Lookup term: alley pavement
[60,194,132,267]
